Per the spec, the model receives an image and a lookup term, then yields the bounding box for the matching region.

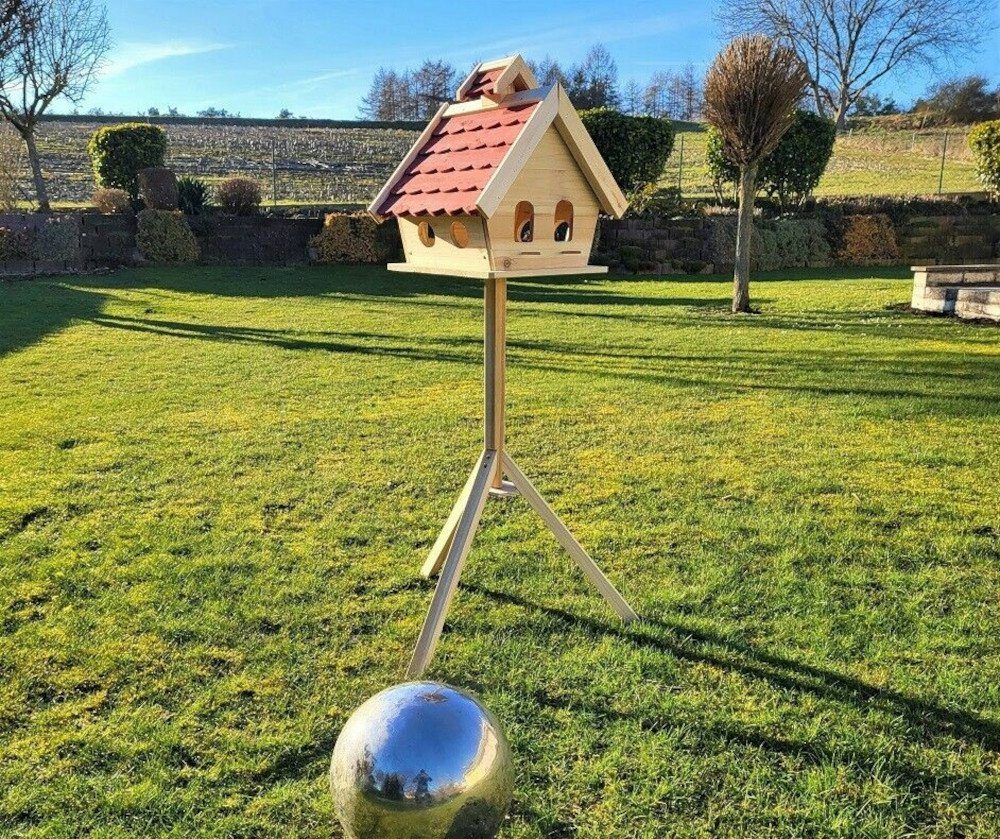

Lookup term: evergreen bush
[708,110,836,208]
[578,109,675,193]
[310,213,401,264]
[88,124,168,201]
[136,209,199,263]
[969,120,1000,200]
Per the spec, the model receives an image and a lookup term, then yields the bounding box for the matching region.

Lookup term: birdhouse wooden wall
[397,214,491,276]
[484,126,601,275]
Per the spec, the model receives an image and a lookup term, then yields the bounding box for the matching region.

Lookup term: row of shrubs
[93,175,262,218]
[85,123,274,263]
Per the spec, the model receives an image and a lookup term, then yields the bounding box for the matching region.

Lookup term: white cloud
[101,41,232,79]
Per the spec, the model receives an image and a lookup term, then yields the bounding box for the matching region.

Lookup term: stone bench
[911,264,1000,323]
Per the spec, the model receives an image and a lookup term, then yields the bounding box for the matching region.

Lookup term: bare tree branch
[718,0,985,128]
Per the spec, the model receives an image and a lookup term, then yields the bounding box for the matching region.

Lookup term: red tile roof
[374,101,539,217]
[460,68,502,101]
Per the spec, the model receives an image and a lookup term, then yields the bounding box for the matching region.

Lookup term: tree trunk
[732,163,757,314]
[22,129,49,212]
[834,87,850,131]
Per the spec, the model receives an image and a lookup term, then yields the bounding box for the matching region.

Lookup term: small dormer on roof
[456,55,538,102]
[369,53,628,280]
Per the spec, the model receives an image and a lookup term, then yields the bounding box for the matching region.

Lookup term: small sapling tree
[704,35,809,313]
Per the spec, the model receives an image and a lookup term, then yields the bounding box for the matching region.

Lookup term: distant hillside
[40,113,424,131]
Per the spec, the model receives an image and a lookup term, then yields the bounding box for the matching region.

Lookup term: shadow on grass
[463,583,1000,752]
[0,264,925,360]
[0,280,108,358]
[89,312,1000,418]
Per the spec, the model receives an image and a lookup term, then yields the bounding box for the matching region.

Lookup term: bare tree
[0,0,110,210]
[621,79,644,116]
[719,0,983,129]
[565,44,620,109]
[0,0,30,54]
[411,60,458,119]
[528,55,567,88]
[704,35,809,313]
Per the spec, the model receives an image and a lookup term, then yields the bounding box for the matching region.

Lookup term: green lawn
[2,265,999,837]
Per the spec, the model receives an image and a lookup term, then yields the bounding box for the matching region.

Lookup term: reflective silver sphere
[330,681,514,839]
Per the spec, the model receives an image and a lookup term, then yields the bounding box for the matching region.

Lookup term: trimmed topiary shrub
[177,176,210,215]
[136,209,199,263]
[969,120,1000,200]
[88,123,168,201]
[216,177,262,215]
[92,187,132,214]
[708,110,836,208]
[578,108,675,193]
[310,212,401,264]
[138,166,179,210]
[836,214,901,264]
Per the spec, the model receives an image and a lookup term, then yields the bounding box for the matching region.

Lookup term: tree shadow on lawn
[81,264,745,311]
[2,264,919,359]
[459,584,1000,812]
[0,279,108,358]
[89,313,1000,419]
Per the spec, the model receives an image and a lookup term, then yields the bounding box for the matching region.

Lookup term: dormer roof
[369,54,628,220]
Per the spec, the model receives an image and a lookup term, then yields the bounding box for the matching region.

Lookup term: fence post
[271,139,278,208]
[677,133,684,196]
[938,131,948,195]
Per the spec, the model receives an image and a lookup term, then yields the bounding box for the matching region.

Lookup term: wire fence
[14,119,989,209]
[27,121,423,208]
[661,125,982,201]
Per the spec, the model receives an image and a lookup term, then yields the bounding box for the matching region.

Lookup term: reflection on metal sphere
[330,681,514,839]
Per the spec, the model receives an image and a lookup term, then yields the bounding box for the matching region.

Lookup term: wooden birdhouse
[369,55,628,279]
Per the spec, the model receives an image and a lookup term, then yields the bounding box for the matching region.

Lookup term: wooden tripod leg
[406,450,498,679]
[502,452,639,623]
[421,453,486,579]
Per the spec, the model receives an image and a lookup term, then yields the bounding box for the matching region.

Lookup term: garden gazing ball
[329,682,514,839]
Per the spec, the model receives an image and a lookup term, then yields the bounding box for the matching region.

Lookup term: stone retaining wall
[598,212,1000,275]
[0,212,322,275]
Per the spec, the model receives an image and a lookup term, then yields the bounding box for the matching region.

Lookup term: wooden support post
[406,449,498,678]
[420,457,484,579]
[484,276,506,489]
[406,275,638,676]
[502,453,638,623]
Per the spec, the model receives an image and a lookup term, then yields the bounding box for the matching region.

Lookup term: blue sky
[80,0,999,118]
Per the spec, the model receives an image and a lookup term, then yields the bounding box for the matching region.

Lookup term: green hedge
[708,217,831,271]
[708,110,836,208]
[969,120,1000,200]
[88,124,168,201]
[578,109,675,194]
